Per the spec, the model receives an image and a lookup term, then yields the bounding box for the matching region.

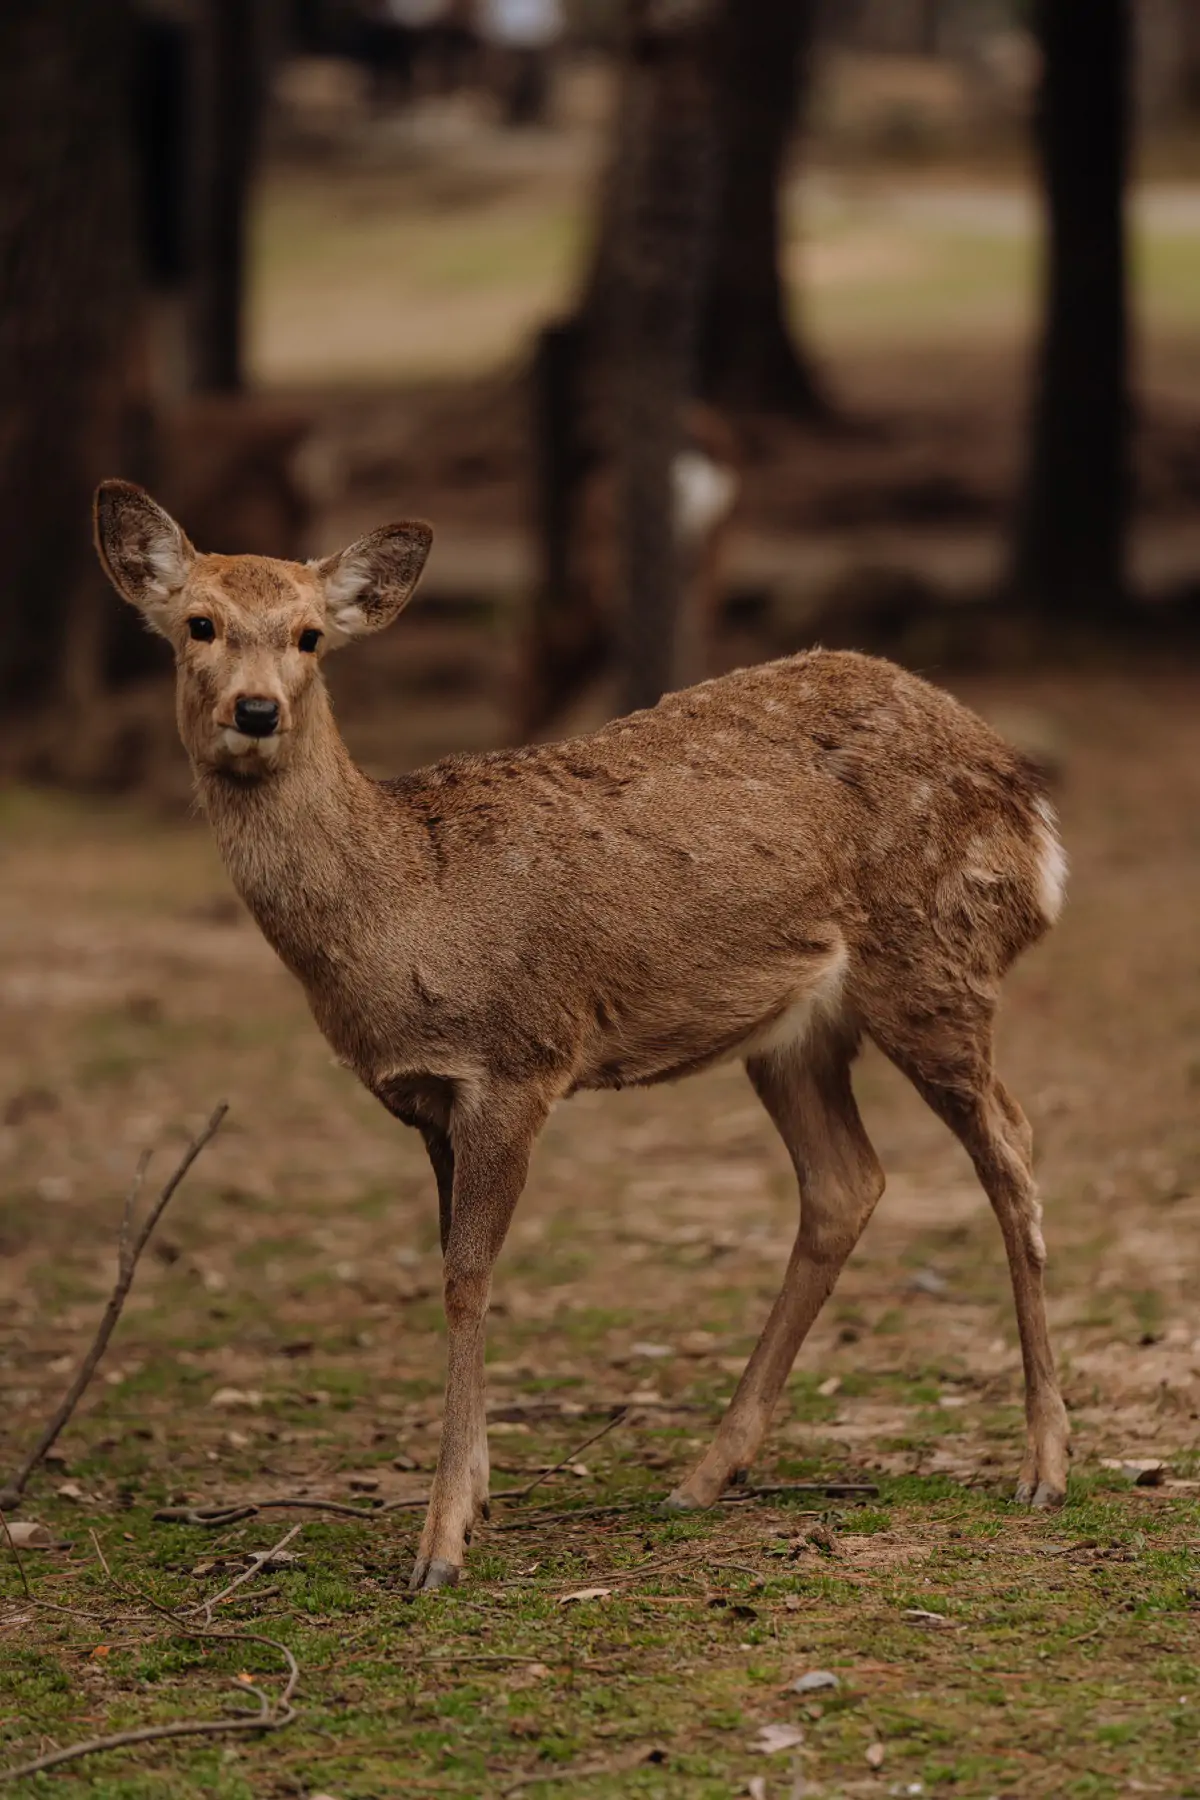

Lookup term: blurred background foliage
[0,0,1197,789]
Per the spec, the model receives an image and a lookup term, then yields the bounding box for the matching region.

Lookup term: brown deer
[94,479,1071,1591]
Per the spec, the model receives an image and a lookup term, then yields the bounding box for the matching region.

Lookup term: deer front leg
[409,1088,545,1593]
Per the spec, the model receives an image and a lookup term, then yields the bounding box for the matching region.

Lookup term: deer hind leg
[666,1030,884,1512]
[409,1087,545,1592]
[879,1021,1069,1509]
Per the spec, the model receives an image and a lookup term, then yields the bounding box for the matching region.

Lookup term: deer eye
[187,617,215,643]
[298,628,322,653]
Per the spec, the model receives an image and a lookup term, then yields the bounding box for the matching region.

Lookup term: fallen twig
[493,1409,628,1505]
[183,1524,303,1625]
[0,1528,301,1785]
[490,1479,874,1532]
[155,1411,629,1531]
[722,1481,878,1501]
[0,1512,32,1602]
[0,1104,228,1512]
[492,1501,649,1532]
[154,1494,397,1527]
[0,1621,298,1785]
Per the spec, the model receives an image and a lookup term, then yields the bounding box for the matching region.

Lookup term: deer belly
[577,939,849,1091]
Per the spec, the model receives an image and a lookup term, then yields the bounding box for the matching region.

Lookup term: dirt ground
[2,70,1199,1800]
[1,662,1197,1797]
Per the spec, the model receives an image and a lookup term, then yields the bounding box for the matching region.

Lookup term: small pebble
[791,1669,839,1694]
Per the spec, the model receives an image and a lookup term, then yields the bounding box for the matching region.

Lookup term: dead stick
[0,1512,32,1603]
[493,1409,629,1506]
[493,1501,648,1532]
[183,1524,303,1624]
[0,1104,228,1511]
[0,1583,302,1785]
[0,1708,295,1784]
[723,1482,878,1501]
[155,1415,629,1532]
[156,1495,410,1526]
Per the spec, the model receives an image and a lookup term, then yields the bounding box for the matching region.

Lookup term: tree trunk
[611,2,719,713]
[699,0,829,419]
[191,0,267,393]
[1012,0,1131,616]
[0,0,137,718]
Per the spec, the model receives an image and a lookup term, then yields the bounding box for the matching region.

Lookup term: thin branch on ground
[493,1409,629,1505]
[182,1524,303,1625]
[723,1481,878,1501]
[0,1513,32,1602]
[155,1410,630,1531]
[0,1533,302,1785]
[0,1104,228,1511]
[492,1500,649,1532]
[154,1494,424,1527]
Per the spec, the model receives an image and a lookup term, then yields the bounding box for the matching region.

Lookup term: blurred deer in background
[95,479,1070,1591]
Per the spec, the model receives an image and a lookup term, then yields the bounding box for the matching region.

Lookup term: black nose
[233,696,280,738]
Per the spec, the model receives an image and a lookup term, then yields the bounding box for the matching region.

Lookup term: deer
[93,479,1071,1591]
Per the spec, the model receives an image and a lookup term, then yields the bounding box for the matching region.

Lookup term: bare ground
[1,664,1198,1796]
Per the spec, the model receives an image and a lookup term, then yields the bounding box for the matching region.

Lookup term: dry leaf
[901,1608,957,1629]
[865,1741,885,1767]
[746,1779,768,1800]
[558,1586,613,1604]
[1100,1457,1167,1486]
[209,1387,263,1410]
[817,1375,841,1397]
[2,1521,54,1549]
[91,1645,110,1659]
[752,1722,805,1754]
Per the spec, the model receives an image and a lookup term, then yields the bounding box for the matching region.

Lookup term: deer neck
[195,687,419,975]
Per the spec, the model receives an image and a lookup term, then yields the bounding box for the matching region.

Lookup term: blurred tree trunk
[1012,0,1131,615]
[611,1,719,713]
[523,0,822,734]
[699,0,829,419]
[191,0,268,393]
[0,0,137,718]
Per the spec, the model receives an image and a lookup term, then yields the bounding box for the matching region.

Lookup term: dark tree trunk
[1012,0,1131,616]
[0,0,137,718]
[699,0,829,420]
[611,3,718,713]
[522,318,607,735]
[191,0,267,393]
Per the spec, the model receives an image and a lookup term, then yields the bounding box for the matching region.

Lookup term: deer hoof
[662,1486,708,1513]
[409,1557,461,1592]
[1014,1478,1065,1509]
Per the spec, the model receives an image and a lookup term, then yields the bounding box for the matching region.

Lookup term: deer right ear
[314,521,433,643]
[93,480,195,632]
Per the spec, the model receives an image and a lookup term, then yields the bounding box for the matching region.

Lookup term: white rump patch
[738,940,850,1064]
[1031,795,1068,924]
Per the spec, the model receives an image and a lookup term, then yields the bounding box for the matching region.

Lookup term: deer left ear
[93,480,195,633]
[315,521,432,642]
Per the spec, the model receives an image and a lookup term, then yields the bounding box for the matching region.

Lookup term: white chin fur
[219,728,280,761]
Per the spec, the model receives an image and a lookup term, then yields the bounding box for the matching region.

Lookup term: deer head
[93,480,431,780]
